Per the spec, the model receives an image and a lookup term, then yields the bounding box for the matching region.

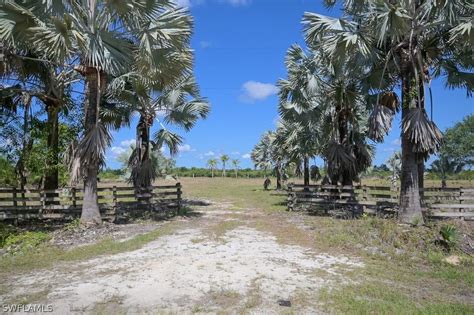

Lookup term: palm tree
[124,75,209,189]
[303,1,472,224]
[387,151,402,191]
[220,154,230,177]
[431,156,463,189]
[207,158,218,178]
[1,0,197,224]
[277,44,373,186]
[276,45,322,186]
[231,159,240,178]
[251,131,289,189]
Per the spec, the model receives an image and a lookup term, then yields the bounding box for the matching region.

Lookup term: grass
[1,177,473,313]
[206,289,241,309]
[176,177,287,213]
[179,177,474,314]
[203,219,244,242]
[0,221,178,275]
[319,283,473,315]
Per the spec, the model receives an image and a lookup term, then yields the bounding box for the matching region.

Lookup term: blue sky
[105,0,473,169]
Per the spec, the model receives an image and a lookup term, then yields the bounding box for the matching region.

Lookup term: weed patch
[0,221,178,274]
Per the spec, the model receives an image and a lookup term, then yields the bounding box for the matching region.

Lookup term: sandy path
[2,201,363,314]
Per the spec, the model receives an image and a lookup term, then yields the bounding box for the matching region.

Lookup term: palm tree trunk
[81,68,104,225]
[276,165,282,190]
[399,75,423,225]
[341,170,352,186]
[18,95,31,191]
[222,163,226,177]
[44,102,60,188]
[44,102,60,204]
[418,161,424,201]
[303,157,310,186]
[135,115,152,188]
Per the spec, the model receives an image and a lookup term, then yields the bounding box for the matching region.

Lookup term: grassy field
[176,177,474,314]
[1,177,473,313]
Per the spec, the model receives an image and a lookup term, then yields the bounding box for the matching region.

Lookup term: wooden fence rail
[0,183,182,221]
[287,184,474,220]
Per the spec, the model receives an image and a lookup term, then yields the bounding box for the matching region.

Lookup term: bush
[439,224,459,251]
[4,231,50,254]
[0,223,17,248]
[0,156,17,187]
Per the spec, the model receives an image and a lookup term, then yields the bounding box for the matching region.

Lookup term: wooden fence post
[362,185,368,214]
[113,186,117,217]
[287,184,294,211]
[176,183,182,215]
[459,186,464,221]
[12,187,17,208]
[71,187,77,209]
[40,189,45,215]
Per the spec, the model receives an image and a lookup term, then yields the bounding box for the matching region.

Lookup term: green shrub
[0,223,17,248]
[439,224,459,251]
[4,231,50,254]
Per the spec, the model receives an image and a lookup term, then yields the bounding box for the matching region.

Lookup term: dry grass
[180,177,474,314]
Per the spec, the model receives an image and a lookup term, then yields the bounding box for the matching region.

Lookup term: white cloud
[391,138,401,146]
[204,151,215,156]
[240,81,278,102]
[242,153,251,159]
[120,139,135,148]
[178,144,195,152]
[110,146,126,156]
[231,151,240,156]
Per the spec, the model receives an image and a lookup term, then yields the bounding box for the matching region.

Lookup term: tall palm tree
[220,154,230,177]
[207,158,218,178]
[231,159,240,178]
[277,45,322,186]
[0,0,197,224]
[303,1,472,224]
[277,44,373,186]
[123,75,209,189]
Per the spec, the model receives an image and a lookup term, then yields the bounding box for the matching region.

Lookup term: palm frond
[402,108,443,154]
[153,128,183,155]
[368,104,395,142]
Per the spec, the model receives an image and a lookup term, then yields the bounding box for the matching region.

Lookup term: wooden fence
[0,183,182,221]
[287,184,474,220]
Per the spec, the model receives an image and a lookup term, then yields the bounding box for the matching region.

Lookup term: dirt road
[2,200,363,314]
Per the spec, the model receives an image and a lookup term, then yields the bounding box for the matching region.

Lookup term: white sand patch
[6,224,362,314]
